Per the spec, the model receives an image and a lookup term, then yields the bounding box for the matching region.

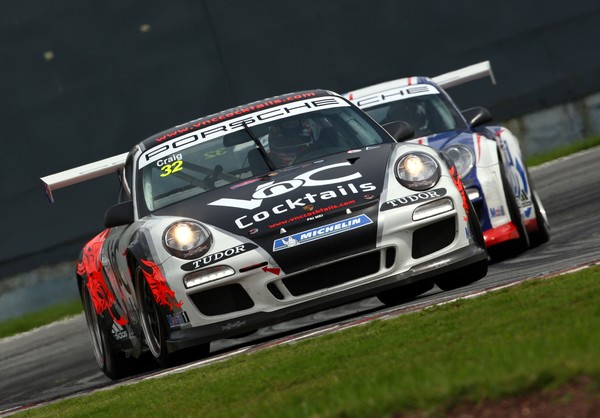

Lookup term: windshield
[363,85,466,138]
[137,102,391,212]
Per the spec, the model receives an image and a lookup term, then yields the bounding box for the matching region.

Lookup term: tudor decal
[273,214,373,251]
[381,188,447,211]
[181,243,258,271]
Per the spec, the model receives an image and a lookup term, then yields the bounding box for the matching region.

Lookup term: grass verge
[20,266,600,418]
[525,134,600,166]
[0,299,82,339]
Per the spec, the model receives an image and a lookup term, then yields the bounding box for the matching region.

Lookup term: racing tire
[434,258,488,291]
[488,162,530,261]
[528,188,550,248]
[135,267,210,369]
[466,196,486,251]
[376,279,434,306]
[135,266,172,368]
[81,282,135,380]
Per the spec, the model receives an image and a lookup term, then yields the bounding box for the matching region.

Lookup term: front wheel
[135,266,210,368]
[135,266,171,368]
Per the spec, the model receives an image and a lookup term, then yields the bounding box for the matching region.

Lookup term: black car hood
[156,145,394,272]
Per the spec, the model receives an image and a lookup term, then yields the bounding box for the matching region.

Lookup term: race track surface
[1,147,599,414]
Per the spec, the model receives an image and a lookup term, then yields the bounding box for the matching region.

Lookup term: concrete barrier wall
[503,93,600,156]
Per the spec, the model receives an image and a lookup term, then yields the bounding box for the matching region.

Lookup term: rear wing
[431,60,496,89]
[41,152,128,203]
[345,60,496,101]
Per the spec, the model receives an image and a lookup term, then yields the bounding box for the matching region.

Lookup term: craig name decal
[380,188,447,211]
[273,214,372,251]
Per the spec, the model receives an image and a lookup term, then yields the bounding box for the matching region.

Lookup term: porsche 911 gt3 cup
[345,62,550,260]
[42,89,488,379]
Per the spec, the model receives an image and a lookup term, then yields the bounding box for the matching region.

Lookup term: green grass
[525,134,600,167]
[0,299,82,339]
[19,266,600,418]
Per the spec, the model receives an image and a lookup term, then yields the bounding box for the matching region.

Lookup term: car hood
[155,145,394,272]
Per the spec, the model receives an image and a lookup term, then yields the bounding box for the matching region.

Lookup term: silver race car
[42,90,488,379]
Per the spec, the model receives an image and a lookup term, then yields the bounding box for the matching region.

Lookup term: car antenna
[242,121,276,171]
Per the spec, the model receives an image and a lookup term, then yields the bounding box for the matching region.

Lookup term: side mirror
[382,121,414,142]
[461,107,493,128]
[104,200,134,228]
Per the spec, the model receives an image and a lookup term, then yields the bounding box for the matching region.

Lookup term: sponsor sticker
[111,322,128,340]
[354,84,439,109]
[273,214,373,251]
[181,243,258,271]
[380,188,447,211]
[139,96,350,168]
[167,311,190,328]
[222,320,247,331]
[208,161,377,230]
[489,206,506,218]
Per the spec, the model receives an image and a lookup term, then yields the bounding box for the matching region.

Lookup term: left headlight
[443,144,474,178]
[395,152,441,191]
[163,221,212,259]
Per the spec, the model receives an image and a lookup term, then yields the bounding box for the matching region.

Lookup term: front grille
[412,216,455,259]
[190,283,254,316]
[280,249,387,297]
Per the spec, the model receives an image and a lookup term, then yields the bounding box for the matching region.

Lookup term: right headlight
[395,152,441,191]
[443,144,474,178]
[163,221,212,259]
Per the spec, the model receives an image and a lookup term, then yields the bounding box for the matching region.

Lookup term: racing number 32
[160,161,183,177]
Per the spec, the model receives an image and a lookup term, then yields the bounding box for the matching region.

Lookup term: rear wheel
[434,258,488,291]
[488,163,529,261]
[377,280,434,306]
[81,282,134,380]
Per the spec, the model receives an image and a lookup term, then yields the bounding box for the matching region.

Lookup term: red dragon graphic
[140,258,182,311]
[78,229,128,326]
[449,165,469,222]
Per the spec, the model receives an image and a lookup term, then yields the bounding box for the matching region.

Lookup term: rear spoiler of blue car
[344,60,496,101]
[41,152,128,203]
[431,60,496,89]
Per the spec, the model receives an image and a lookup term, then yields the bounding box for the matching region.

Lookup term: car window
[365,88,466,138]
[138,103,392,212]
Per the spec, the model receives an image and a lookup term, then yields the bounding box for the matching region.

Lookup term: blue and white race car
[41,89,487,379]
[345,62,550,259]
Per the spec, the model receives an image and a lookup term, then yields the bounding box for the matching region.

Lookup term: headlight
[396,153,441,191]
[443,145,474,178]
[163,221,212,259]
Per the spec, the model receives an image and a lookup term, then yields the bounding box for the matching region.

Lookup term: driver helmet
[268,119,313,166]
[386,100,428,132]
